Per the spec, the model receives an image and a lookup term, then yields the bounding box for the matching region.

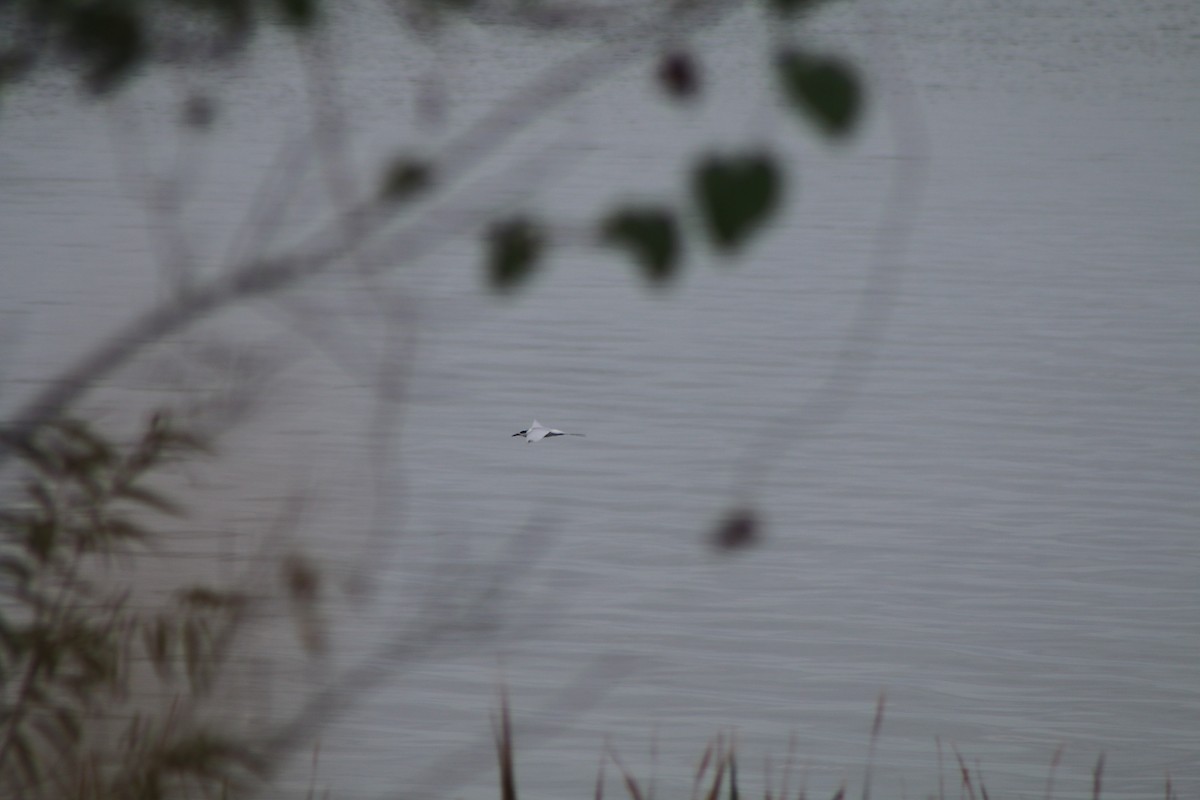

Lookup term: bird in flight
[512,420,585,443]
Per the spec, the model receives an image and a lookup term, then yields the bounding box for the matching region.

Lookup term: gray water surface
[2,2,1198,798]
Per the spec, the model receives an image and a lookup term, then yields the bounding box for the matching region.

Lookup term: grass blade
[492,688,518,800]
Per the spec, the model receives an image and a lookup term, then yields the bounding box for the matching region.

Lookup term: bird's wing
[527,428,550,442]
[529,420,542,430]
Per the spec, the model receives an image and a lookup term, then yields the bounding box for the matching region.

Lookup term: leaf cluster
[0,412,255,800]
[484,6,864,292]
[0,0,321,96]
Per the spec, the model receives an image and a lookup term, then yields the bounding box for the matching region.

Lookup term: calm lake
[1,1,1197,798]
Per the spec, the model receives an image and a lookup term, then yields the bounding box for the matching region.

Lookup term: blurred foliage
[0,0,322,95]
[0,0,863,294]
[584,7,863,287]
[487,217,545,294]
[600,206,682,287]
[693,152,783,253]
[763,0,838,19]
[379,157,435,205]
[777,47,864,138]
[0,412,262,800]
[0,2,866,793]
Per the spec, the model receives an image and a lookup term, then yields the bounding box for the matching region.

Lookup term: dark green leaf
[777,48,863,138]
[601,206,682,286]
[275,0,320,28]
[65,6,147,95]
[763,0,835,18]
[380,157,433,203]
[692,152,783,252]
[486,217,544,294]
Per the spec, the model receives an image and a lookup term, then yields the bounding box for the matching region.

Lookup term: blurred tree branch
[0,1,892,796]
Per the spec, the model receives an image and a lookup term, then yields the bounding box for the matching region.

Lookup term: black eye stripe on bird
[511,420,586,443]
